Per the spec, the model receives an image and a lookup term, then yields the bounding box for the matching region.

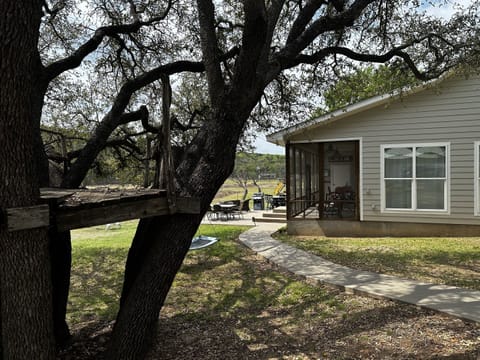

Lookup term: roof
[266,73,451,146]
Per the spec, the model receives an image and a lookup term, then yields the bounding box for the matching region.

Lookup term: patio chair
[211,204,223,220]
[240,199,250,212]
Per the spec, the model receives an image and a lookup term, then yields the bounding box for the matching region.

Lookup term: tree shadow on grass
[65,231,480,360]
[153,244,480,360]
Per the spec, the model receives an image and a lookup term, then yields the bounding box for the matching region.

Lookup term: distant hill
[232,152,285,180]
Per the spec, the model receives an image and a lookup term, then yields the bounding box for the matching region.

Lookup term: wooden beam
[3,190,200,232]
[6,205,50,232]
[56,196,200,231]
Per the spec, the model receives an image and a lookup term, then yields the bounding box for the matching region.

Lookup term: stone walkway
[237,223,480,323]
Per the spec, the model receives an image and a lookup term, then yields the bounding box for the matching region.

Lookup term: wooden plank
[6,205,50,232]
[56,196,200,231]
[40,188,75,200]
[57,197,169,231]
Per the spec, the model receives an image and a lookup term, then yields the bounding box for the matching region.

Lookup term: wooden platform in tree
[3,187,200,232]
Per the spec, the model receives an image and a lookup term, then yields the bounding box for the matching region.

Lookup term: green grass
[67,222,480,359]
[274,229,480,290]
[69,222,338,328]
[69,220,139,324]
[214,179,281,203]
[162,226,344,324]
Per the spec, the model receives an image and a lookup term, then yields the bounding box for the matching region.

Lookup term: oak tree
[1,0,479,359]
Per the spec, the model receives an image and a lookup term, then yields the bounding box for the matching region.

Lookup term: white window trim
[474,141,480,216]
[380,142,450,214]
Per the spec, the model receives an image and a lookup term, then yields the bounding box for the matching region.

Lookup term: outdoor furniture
[323,187,355,218]
[240,199,250,212]
[211,204,224,220]
[218,203,237,220]
[207,200,249,221]
[206,205,219,220]
[271,194,286,208]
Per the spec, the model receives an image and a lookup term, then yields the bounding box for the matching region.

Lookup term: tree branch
[196,0,225,105]
[290,34,460,81]
[44,0,173,82]
[60,47,239,188]
[67,138,141,161]
[286,0,326,44]
[231,0,269,97]
[277,0,375,67]
[258,0,286,75]
[119,105,149,125]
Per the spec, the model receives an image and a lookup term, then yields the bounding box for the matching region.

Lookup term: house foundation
[287,220,480,237]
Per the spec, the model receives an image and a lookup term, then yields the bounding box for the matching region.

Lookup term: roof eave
[266,73,451,147]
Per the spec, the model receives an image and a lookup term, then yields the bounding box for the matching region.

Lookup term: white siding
[289,75,480,225]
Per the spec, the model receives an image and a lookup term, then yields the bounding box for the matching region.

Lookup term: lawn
[66,222,480,359]
[69,220,139,325]
[274,229,480,290]
[213,179,281,203]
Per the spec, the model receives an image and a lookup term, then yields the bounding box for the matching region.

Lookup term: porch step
[273,206,286,214]
[262,212,286,219]
[252,209,287,224]
[252,216,287,224]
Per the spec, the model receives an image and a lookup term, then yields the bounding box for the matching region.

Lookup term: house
[267,72,480,236]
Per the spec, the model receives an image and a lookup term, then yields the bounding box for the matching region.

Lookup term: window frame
[381,142,450,214]
[474,141,480,216]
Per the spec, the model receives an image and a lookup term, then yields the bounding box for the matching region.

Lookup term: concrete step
[252,216,287,224]
[273,206,286,214]
[262,212,287,219]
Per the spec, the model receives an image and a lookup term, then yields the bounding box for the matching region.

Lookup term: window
[382,143,448,212]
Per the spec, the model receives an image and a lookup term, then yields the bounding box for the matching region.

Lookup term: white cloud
[422,0,476,19]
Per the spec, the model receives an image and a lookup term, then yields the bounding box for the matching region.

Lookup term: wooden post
[144,136,151,188]
[285,142,291,220]
[160,74,176,212]
[319,142,324,219]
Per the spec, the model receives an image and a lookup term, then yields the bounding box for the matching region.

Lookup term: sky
[421,0,475,18]
[254,134,285,155]
[255,0,476,154]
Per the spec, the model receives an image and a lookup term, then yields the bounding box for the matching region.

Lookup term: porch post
[318,142,324,219]
[285,142,291,220]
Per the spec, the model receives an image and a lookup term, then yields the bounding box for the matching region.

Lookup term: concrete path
[238,223,480,323]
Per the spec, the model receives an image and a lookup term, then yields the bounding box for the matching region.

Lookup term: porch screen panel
[295,148,302,214]
[289,146,296,217]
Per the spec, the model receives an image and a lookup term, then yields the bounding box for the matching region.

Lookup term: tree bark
[110,215,200,359]
[0,1,56,358]
[107,98,257,358]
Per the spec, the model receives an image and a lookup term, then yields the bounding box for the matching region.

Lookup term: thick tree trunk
[107,108,246,358]
[0,230,55,359]
[0,1,56,358]
[109,215,201,359]
[49,230,72,346]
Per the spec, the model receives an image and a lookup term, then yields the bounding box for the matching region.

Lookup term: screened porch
[286,140,360,221]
